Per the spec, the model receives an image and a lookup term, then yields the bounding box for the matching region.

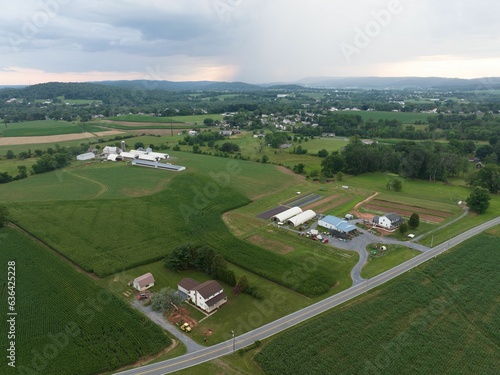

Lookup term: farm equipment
[181,323,191,332]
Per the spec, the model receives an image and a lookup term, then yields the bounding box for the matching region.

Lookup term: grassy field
[0,120,86,137]
[3,159,339,296]
[107,114,223,124]
[361,245,422,279]
[0,158,37,176]
[339,110,434,124]
[255,232,500,375]
[0,227,170,375]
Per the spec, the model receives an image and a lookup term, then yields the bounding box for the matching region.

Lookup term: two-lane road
[115,216,500,375]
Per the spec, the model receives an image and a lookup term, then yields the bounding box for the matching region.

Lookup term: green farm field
[0,120,86,137]
[255,233,500,375]
[0,227,169,375]
[107,114,223,124]
[339,110,434,123]
[3,158,339,297]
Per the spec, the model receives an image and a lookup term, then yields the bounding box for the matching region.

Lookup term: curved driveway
[114,216,500,375]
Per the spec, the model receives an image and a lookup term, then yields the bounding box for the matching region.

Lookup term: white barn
[287,210,316,227]
[271,207,302,222]
[133,273,155,291]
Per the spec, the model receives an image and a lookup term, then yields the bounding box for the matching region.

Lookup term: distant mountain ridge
[1,77,500,95]
[297,76,500,89]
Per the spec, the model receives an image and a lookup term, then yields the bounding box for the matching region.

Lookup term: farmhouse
[318,215,357,234]
[373,213,404,230]
[271,206,303,222]
[287,210,316,227]
[178,278,227,313]
[133,273,155,291]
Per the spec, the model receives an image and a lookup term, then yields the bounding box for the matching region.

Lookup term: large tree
[408,213,420,229]
[151,287,184,313]
[466,187,491,214]
[321,152,346,177]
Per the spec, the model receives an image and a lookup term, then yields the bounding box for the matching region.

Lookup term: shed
[287,210,316,227]
[271,207,303,222]
[133,273,155,291]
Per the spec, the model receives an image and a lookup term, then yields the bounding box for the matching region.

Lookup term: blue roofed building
[318,215,357,234]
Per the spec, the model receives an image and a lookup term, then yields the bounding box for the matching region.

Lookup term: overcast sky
[1,0,500,85]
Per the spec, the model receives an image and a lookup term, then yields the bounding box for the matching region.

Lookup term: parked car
[137,293,148,300]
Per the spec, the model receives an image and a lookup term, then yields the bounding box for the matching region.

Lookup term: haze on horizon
[1,0,500,86]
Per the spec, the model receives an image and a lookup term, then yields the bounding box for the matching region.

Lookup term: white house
[373,213,403,229]
[133,273,155,291]
[178,278,227,313]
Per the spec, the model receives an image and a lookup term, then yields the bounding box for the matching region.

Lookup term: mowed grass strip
[256,234,500,375]
[0,227,169,375]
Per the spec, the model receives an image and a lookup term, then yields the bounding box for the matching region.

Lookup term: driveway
[131,301,204,353]
[308,220,431,285]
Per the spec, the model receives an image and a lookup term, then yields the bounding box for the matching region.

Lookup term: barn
[131,159,186,171]
[271,207,302,222]
[133,273,155,291]
[287,210,316,227]
[318,215,357,234]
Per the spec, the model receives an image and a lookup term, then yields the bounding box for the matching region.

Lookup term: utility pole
[231,330,235,354]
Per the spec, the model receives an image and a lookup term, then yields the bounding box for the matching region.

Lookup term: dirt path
[0,130,124,145]
[354,192,379,210]
[68,170,109,199]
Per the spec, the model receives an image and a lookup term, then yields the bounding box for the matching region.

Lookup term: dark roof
[194,280,224,299]
[178,278,200,291]
[385,213,402,222]
[205,292,227,307]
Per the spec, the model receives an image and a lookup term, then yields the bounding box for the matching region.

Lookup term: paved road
[114,216,500,375]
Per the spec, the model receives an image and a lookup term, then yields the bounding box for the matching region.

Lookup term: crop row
[0,227,168,375]
[256,234,500,374]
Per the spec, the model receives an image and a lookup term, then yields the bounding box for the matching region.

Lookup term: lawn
[0,120,85,137]
[361,245,422,279]
[255,233,500,375]
[101,258,316,346]
[0,227,170,375]
[0,158,37,177]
